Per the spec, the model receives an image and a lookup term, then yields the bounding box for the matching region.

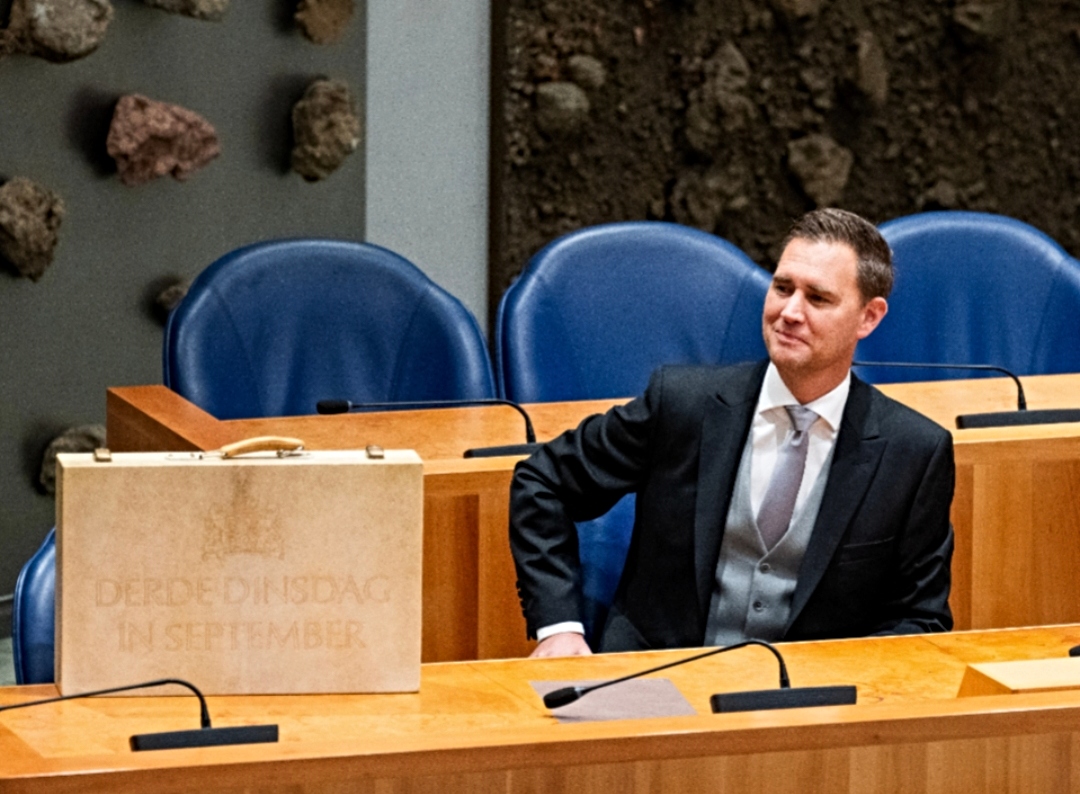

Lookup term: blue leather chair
[12,529,56,685]
[164,239,495,419]
[495,221,770,403]
[496,221,771,643]
[855,212,1080,383]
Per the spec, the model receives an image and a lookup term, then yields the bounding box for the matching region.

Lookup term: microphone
[0,678,278,751]
[852,361,1080,429]
[315,398,542,458]
[541,639,856,714]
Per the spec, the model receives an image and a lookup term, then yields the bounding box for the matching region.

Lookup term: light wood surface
[5,625,1080,793]
[106,385,623,462]
[106,375,1080,661]
[958,657,1080,697]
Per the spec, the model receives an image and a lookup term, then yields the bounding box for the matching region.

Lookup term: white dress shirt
[536,364,852,642]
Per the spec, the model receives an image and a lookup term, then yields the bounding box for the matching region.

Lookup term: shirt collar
[757,362,850,433]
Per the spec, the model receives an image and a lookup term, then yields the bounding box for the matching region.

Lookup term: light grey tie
[757,405,818,550]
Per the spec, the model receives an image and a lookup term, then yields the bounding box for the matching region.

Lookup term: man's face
[762,237,887,387]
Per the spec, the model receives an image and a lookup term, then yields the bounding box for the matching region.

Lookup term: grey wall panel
[365,0,490,330]
[0,0,368,627]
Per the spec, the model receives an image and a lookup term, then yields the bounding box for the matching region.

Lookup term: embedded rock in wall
[953,0,1015,45]
[290,79,361,181]
[770,0,824,23]
[38,424,106,495]
[142,0,228,21]
[106,95,221,186]
[669,164,751,230]
[144,274,190,323]
[156,278,189,314]
[1,0,113,62]
[709,41,752,94]
[0,177,65,281]
[685,42,755,154]
[920,179,960,210]
[295,0,354,45]
[786,134,853,207]
[534,81,590,136]
[566,54,606,90]
[855,30,889,106]
[152,276,189,324]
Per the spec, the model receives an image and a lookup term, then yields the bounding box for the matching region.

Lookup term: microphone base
[463,443,543,458]
[956,408,1080,429]
[130,724,279,751]
[710,685,857,714]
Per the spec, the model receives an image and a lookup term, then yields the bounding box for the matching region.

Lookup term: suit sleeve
[871,430,956,635]
[509,369,664,638]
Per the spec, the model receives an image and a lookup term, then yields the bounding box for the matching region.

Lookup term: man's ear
[856,297,888,340]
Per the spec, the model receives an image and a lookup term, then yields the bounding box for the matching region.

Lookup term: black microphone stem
[0,678,212,728]
[0,678,280,751]
[319,398,537,443]
[853,360,1027,410]
[597,640,790,692]
[549,640,790,708]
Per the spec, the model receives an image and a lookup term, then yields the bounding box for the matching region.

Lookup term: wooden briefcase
[55,439,422,695]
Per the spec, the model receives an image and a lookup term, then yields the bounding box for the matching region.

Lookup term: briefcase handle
[218,436,305,459]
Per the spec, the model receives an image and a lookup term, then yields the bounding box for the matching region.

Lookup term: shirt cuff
[536,621,586,641]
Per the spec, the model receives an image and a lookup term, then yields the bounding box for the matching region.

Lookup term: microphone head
[316,400,350,415]
[542,686,583,709]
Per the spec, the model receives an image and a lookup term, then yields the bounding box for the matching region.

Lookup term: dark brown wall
[492,0,1080,303]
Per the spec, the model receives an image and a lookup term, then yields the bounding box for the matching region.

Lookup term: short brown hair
[782,208,893,300]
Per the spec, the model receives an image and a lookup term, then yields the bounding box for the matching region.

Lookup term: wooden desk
[106,387,621,663]
[872,375,1080,631]
[105,374,1080,660]
[5,625,1080,792]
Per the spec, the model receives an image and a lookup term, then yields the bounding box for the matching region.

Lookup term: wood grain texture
[5,627,1080,793]
[949,464,974,629]
[107,386,626,461]
[106,388,228,453]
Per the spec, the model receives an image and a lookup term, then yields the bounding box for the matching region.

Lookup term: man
[510,208,955,657]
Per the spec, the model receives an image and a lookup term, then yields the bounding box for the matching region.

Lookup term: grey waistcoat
[704,433,834,646]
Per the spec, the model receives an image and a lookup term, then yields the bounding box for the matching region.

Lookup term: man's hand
[530,632,593,658]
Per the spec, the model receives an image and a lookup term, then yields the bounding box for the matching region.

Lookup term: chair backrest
[12,528,56,685]
[164,239,495,419]
[855,212,1080,383]
[495,221,770,402]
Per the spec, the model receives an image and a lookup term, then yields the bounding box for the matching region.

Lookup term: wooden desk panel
[106,375,1080,660]
[6,626,1080,793]
[105,388,626,664]
[106,386,623,461]
[873,375,1080,631]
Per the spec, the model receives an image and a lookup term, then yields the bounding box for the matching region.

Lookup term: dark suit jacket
[510,361,955,652]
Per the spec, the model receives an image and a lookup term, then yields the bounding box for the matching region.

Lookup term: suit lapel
[693,362,766,619]
[786,375,885,630]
